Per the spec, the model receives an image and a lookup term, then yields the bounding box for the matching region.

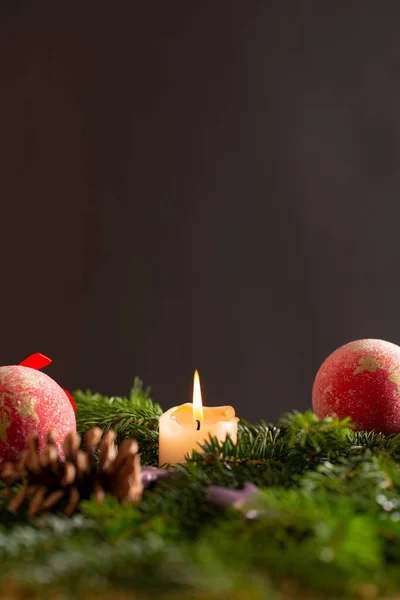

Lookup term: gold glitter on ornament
[16,395,39,423]
[323,384,333,396]
[351,342,368,353]
[0,368,40,423]
[388,365,400,396]
[353,355,382,375]
[0,407,11,442]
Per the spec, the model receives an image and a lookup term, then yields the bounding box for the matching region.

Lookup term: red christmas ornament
[312,339,400,434]
[0,353,76,464]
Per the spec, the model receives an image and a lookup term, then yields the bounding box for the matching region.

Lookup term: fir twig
[73,378,162,465]
[2,392,400,599]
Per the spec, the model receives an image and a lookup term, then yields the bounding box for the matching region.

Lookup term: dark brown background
[1,1,400,422]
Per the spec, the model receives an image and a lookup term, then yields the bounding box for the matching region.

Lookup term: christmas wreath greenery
[1,379,400,600]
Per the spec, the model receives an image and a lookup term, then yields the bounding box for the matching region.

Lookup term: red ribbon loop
[19,353,52,370]
[63,389,77,412]
[18,353,76,412]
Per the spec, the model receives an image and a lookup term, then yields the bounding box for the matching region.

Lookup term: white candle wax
[158,402,239,465]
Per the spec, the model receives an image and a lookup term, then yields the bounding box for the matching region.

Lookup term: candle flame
[193,369,204,424]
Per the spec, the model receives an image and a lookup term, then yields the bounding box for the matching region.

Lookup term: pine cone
[0,427,143,517]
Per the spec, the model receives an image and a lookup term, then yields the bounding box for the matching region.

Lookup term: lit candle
[158,370,239,466]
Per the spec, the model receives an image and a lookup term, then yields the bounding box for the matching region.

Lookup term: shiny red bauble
[0,358,76,464]
[312,339,400,434]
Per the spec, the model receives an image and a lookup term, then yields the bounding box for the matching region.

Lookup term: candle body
[158,403,239,465]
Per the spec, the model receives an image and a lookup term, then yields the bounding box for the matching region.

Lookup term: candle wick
[196,419,201,431]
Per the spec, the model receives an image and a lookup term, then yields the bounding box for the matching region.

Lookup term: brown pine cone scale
[0,427,143,517]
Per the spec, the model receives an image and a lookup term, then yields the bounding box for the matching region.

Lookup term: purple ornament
[206,482,263,519]
[141,466,176,488]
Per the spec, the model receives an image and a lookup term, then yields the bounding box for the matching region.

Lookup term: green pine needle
[74,377,162,465]
[3,384,400,599]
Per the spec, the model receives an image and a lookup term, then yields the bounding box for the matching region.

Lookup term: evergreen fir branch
[278,410,353,452]
[73,378,162,465]
[5,402,400,599]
